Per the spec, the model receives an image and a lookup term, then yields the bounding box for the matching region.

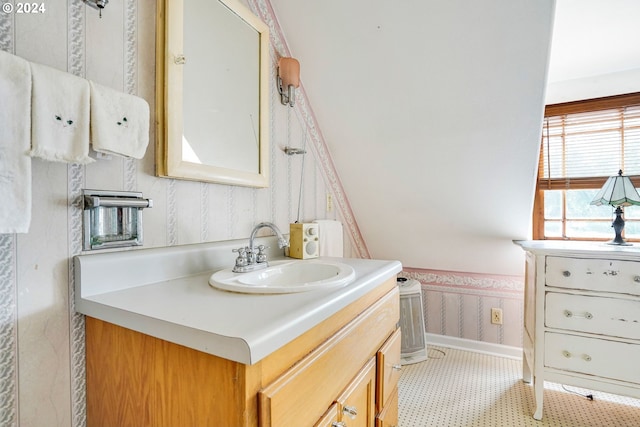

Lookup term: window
[534,93,640,241]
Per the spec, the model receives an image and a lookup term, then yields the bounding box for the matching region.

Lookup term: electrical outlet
[491,308,503,325]
[326,193,333,212]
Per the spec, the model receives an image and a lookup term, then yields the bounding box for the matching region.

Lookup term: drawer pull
[634,276,640,283]
[392,364,402,371]
[563,310,593,319]
[331,423,346,427]
[562,270,571,277]
[562,350,571,358]
[583,354,592,362]
[343,405,358,419]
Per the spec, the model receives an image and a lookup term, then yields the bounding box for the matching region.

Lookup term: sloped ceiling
[269,0,555,275]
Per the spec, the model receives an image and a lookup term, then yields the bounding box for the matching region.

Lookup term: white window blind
[540,104,640,189]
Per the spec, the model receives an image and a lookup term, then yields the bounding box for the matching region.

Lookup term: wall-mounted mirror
[156,0,270,187]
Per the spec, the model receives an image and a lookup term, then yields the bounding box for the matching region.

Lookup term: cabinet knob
[634,276,640,283]
[563,310,573,318]
[343,405,358,419]
[583,354,592,362]
[392,364,402,371]
[562,270,571,277]
[562,350,571,358]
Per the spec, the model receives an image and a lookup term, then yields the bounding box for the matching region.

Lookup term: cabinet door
[337,358,376,427]
[315,403,340,427]
[376,328,401,413]
[375,387,398,427]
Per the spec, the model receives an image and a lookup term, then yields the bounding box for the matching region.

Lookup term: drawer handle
[562,350,571,358]
[583,354,592,362]
[562,270,571,277]
[343,405,358,419]
[563,310,593,319]
[634,276,640,283]
[392,364,402,371]
[331,423,346,427]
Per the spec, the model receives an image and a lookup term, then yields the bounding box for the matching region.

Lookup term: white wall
[0,1,351,425]
[270,0,556,276]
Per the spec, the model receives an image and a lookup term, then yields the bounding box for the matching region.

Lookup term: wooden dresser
[516,241,640,420]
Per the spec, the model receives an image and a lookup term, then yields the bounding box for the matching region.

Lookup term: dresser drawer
[545,332,640,384]
[546,292,640,340]
[546,256,640,295]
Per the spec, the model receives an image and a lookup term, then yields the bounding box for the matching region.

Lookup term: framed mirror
[156,0,270,187]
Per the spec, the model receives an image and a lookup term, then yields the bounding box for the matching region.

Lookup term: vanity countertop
[74,239,402,365]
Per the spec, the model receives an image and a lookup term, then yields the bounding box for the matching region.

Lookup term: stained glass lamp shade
[590,170,640,245]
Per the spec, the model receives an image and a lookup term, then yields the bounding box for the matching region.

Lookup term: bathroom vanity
[515,240,640,420]
[75,239,402,426]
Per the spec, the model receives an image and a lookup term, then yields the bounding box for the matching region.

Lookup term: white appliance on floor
[399,278,428,364]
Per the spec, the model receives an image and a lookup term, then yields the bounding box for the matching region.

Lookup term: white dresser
[515,240,640,420]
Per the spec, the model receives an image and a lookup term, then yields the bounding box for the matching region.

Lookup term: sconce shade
[277,57,300,107]
[278,57,300,88]
[590,170,640,207]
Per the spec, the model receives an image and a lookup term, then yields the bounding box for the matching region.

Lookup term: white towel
[313,219,344,257]
[89,81,150,159]
[30,62,93,164]
[0,50,32,233]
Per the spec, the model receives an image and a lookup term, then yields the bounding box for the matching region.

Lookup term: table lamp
[590,170,640,245]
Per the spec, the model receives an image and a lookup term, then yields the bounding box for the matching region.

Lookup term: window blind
[540,97,640,190]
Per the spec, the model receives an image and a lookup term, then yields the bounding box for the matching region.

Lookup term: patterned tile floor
[399,346,640,426]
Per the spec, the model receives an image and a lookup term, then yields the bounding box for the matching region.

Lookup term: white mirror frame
[156,0,270,187]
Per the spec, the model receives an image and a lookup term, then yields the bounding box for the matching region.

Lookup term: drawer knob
[564,310,573,318]
[583,354,592,362]
[392,364,402,371]
[562,270,571,277]
[562,350,571,358]
[584,312,593,320]
[343,405,358,419]
[634,276,640,283]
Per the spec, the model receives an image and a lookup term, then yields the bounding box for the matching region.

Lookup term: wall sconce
[277,57,300,107]
[84,0,108,18]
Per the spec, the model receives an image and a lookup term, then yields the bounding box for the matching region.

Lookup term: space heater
[398,278,428,365]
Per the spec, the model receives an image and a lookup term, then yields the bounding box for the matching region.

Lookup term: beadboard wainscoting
[402,268,525,351]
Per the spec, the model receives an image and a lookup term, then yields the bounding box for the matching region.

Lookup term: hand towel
[0,50,32,233]
[313,219,344,257]
[89,81,150,159]
[30,62,93,164]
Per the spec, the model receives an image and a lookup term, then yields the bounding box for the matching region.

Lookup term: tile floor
[398,346,640,426]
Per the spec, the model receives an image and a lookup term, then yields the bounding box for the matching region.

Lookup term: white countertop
[514,239,640,260]
[74,239,402,365]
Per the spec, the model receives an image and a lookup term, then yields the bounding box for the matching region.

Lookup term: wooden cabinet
[85,276,399,427]
[517,241,640,421]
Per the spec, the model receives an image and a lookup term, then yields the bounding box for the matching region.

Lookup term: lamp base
[606,240,633,246]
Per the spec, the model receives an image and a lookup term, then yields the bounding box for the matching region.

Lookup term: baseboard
[426,333,522,360]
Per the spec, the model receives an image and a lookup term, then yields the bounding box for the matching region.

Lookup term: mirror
[156,0,270,187]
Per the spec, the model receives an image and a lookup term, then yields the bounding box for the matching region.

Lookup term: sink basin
[209,259,356,294]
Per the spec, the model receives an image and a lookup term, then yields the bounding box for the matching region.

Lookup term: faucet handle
[256,244,269,263]
[232,247,248,267]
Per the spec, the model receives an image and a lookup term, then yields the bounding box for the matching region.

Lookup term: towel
[0,50,32,233]
[89,81,150,159]
[30,62,93,164]
[313,219,344,257]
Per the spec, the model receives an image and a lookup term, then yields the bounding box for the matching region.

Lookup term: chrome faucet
[232,222,289,273]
